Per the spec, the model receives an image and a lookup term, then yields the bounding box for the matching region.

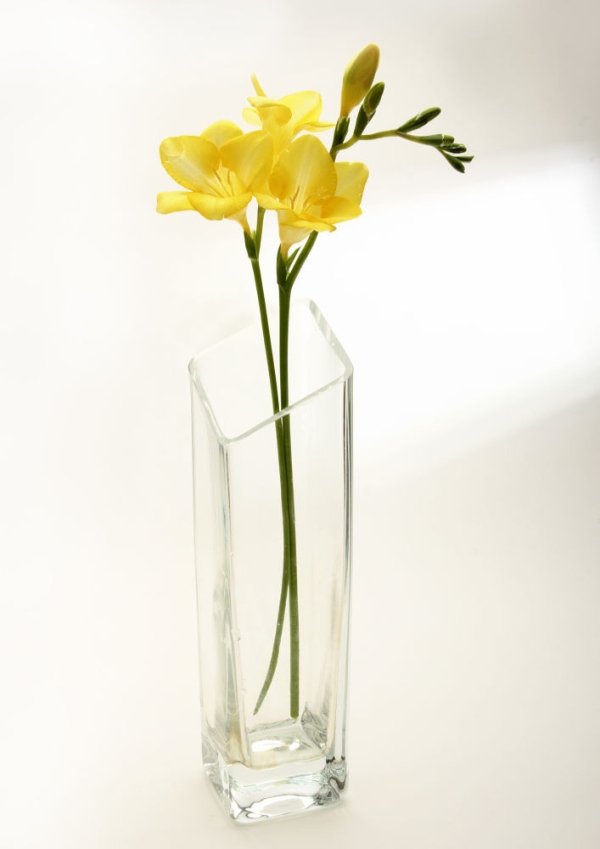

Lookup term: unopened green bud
[353,106,370,137]
[439,150,466,173]
[340,43,380,118]
[333,115,350,147]
[446,157,465,173]
[397,107,442,133]
[407,133,454,147]
[363,82,385,118]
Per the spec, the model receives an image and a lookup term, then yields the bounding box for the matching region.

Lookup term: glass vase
[188,299,353,823]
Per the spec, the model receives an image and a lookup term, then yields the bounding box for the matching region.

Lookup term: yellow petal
[200,120,243,150]
[248,96,292,126]
[254,192,288,211]
[226,208,251,232]
[156,191,195,214]
[334,161,369,204]
[251,74,267,97]
[188,192,252,220]
[269,135,336,208]
[220,131,274,191]
[242,107,262,127]
[319,196,363,224]
[279,90,324,128]
[277,214,333,258]
[159,136,218,193]
[278,208,335,231]
[283,217,335,232]
[278,222,310,255]
[298,120,336,132]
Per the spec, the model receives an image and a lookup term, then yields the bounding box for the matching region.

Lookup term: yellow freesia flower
[243,76,333,158]
[157,120,273,232]
[255,135,369,257]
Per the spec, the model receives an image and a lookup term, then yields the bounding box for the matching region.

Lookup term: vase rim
[188,299,353,445]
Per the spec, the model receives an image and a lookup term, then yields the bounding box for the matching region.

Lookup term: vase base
[203,732,347,824]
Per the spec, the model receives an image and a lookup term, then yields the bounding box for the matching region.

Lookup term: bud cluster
[335,43,473,174]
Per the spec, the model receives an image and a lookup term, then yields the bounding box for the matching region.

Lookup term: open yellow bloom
[255,135,369,257]
[157,121,273,231]
[243,76,333,158]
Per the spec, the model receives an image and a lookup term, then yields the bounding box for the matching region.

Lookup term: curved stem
[286,231,319,288]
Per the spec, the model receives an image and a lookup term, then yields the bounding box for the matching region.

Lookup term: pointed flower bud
[404,133,454,147]
[362,82,385,118]
[398,107,442,133]
[332,115,350,148]
[353,106,370,138]
[340,43,380,118]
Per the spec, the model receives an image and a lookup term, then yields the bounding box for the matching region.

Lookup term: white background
[2,1,600,847]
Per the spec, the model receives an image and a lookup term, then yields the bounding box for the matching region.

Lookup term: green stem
[255,205,265,255]
[286,231,319,288]
[250,190,327,717]
[334,128,453,157]
[244,230,279,415]
[332,129,395,155]
[252,124,343,715]
[253,539,289,715]
[278,283,300,718]
[352,129,399,143]
[246,226,299,717]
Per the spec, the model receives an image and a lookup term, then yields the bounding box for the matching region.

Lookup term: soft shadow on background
[1,1,600,848]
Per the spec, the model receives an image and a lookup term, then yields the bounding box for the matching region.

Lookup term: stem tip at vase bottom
[190,301,353,823]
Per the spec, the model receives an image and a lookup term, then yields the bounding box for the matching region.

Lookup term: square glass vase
[189,299,353,823]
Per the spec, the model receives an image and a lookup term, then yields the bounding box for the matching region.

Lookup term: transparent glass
[189,300,353,823]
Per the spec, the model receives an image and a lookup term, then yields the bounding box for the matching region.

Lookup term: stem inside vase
[246,212,322,718]
[247,232,300,718]
[279,285,300,719]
